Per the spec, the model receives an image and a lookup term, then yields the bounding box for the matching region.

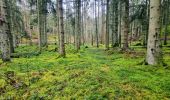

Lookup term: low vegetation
[0,45,170,99]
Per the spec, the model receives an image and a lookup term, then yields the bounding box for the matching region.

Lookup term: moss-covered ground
[0,45,170,99]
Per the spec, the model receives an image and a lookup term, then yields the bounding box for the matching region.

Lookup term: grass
[0,45,170,99]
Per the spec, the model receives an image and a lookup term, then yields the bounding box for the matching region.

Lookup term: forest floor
[0,44,170,99]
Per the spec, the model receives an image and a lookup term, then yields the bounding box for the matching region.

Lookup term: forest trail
[0,46,170,99]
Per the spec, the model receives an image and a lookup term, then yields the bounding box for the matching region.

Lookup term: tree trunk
[101,0,105,44]
[91,34,94,46]
[111,0,115,48]
[143,0,149,46]
[95,0,99,48]
[75,0,81,51]
[118,1,122,47]
[38,0,47,51]
[56,0,60,47]
[105,0,110,50]
[114,0,119,47]
[58,0,66,57]
[0,0,11,62]
[121,0,129,50]
[146,0,163,65]
[164,0,169,45]
[5,0,14,53]
[81,1,85,46]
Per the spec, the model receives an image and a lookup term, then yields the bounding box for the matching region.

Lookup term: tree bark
[75,0,81,51]
[114,0,119,47]
[101,0,105,44]
[143,0,149,46]
[121,0,129,50]
[164,0,169,45]
[146,0,163,65]
[58,0,66,57]
[4,0,15,53]
[95,0,99,48]
[111,0,115,48]
[38,0,47,51]
[0,0,11,62]
[105,0,110,50]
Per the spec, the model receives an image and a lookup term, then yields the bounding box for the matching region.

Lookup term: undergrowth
[0,45,170,99]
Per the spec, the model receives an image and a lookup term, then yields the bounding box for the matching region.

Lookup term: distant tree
[95,0,99,48]
[143,0,150,46]
[105,0,110,50]
[114,0,119,47]
[37,0,48,50]
[164,0,170,45]
[110,0,119,47]
[118,0,122,47]
[58,0,66,57]
[75,0,81,51]
[101,0,105,44]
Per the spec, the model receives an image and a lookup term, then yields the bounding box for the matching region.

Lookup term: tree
[95,0,99,48]
[164,0,170,45]
[0,0,11,62]
[110,0,119,47]
[121,0,129,50]
[114,0,119,47]
[14,1,25,47]
[118,0,122,47]
[101,0,105,44]
[105,0,110,50]
[58,0,66,57]
[146,0,163,65]
[37,0,48,50]
[143,0,150,46]
[75,0,81,51]
[5,0,15,53]
[110,0,115,48]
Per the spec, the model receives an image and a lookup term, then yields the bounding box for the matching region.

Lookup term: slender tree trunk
[118,1,122,47]
[43,0,47,46]
[73,0,76,46]
[27,0,33,46]
[114,0,119,47]
[98,0,100,46]
[164,0,169,45]
[145,0,150,47]
[84,2,87,45]
[95,0,99,48]
[111,0,115,48]
[91,34,94,46]
[73,26,76,45]
[105,0,110,50]
[37,0,41,50]
[146,0,163,65]
[56,0,60,47]
[101,0,105,44]
[58,0,66,57]
[81,1,85,45]
[143,0,149,46]
[75,0,81,51]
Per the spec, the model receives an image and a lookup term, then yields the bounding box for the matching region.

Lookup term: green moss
[0,79,6,88]
[0,45,170,99]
